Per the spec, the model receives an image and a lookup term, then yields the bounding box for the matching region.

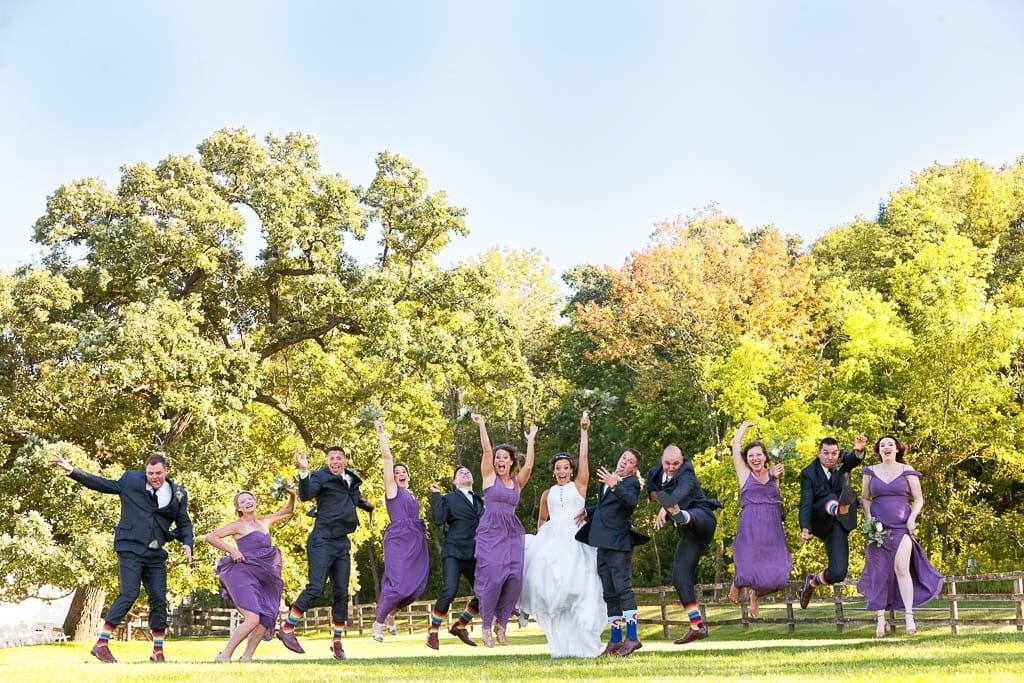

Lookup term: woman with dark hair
[205,485,295,662]
[470,413,537,647]
[858,435,943,637]
[728,421,792,618]
[518,412,605,657]
[370,417,430,642]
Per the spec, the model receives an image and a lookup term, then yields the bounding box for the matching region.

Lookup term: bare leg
[749,591,760,619]
[728,584,740,605]
[217,609,260,661]
[238,624,266,662]
[875,609,887,638]
[894,535,915,634]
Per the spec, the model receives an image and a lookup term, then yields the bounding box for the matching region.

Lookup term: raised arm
[262,486,297,527]
[375,418,397,500]
[574,412,591,497]
[473,414,495,487]
[731,421,755,485]
[515,424,539,488]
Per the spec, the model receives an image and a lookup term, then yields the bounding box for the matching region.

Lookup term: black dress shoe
[837,480,855,515]
[799,574,814,610]
[277,629,305,654]
[330,640,346,660]
[614,639,643,656]
[652,490,688,523]
[426,631,439,650]
[90,644,117,663]
[448,624,476,646]
[673,624,708,645]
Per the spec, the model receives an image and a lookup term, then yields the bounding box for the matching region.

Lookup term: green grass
[2,623,1022,682]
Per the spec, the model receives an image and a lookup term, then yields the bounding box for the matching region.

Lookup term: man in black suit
[647,445,723,645]
[797,435,867,609]
[276,446,373,660]
[575,448,645,657]
[50,452,193,664]
[425,464,484,649]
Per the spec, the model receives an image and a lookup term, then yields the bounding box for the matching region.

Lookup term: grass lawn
[1,621,1021,682]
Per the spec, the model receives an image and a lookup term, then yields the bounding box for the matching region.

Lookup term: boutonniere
[173,486,184,502]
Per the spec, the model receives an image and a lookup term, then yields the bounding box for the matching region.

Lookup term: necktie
[661,475,668,485]
[149,487,159,507]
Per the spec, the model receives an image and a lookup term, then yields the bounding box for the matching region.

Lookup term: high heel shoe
[494,625,507,645]
[480,629,494,648]
[371,622,384,642]
[905,613,916,636]
[214,652,230,663]
[875,616,887,638]
[728,584,740,605]
[385,613,397,636]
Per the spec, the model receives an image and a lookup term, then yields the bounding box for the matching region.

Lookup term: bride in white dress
[519,412,606,658]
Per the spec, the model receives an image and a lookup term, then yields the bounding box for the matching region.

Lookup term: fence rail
[117,570,1023,640]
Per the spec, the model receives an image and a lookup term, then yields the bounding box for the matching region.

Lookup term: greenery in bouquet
[766,435,799,463]
[356,404,384,425]
[457,405,475,421]
[269,473,294,502]
[571,389,618,417]
[861,517,889,547]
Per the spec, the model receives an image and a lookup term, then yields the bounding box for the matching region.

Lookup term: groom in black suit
[575,448,646,657]
[50,452,193,664]
[797,435,867,608]
[425,464,484,649]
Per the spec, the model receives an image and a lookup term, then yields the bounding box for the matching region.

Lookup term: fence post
[1015,574,1023,633]
[948,578,959,635]
[660,588,670,639]
[833,584,844,634]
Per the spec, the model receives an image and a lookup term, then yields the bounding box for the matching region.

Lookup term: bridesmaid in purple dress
[470,413,537,647]
[205,485,295,662]
[371,418,430,642]
[857,435,943,638]
[728,421,792,618]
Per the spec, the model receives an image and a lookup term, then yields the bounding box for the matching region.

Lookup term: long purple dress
[215,530,283,640]
[375,487,429,620]
[733,475,792,595]
[473,479,525,629]
[857,467,944,610]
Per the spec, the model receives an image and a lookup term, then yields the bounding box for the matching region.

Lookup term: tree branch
[253,392,322,450]
[258,314,363,359]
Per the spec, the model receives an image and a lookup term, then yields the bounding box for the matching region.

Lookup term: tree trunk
[63,586,106,642]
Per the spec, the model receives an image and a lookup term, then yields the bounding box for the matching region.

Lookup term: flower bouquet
[269,473,294,502]
[356,404,384,426]
[766,435,798,463]
[861,517,890,547]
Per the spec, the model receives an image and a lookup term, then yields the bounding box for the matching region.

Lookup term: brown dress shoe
[330,640,346,660]
[276,629,305,654]
[799,574,814,610]
[599,640,624,657]
[448,624,476,646]
[673,624,708,645]
[90,644,117,663]
[149,651,165,663]
[614,639,643,656]
[426,631,439,650]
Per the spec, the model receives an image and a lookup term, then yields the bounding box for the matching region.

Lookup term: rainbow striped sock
[151,629,165,653]
[685,602,703,628]
[815,570,829,586]
[282,605,303,633]
[95,622,115,647]
[332,622,345,641]
[826,500,839,516]
[429,609,444,632]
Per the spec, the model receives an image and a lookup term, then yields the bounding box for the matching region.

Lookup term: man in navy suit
[575,448,646,657]
[425,464,484,649]
[50,452,193,663]
[798,435,867,608]
[647,445,723,645]
[276,446,373,660]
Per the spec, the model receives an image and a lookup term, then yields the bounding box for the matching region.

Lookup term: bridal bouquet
[861,517,890,547]
[356,404,384,426]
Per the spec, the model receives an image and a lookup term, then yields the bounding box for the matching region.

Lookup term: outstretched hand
[49,455,73,473]
[524,424,538,441]
[294,450,309,473]
[854,434,868,451]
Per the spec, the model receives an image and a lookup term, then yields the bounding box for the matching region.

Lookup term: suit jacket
[300,467,372,538]
[70,469,193,554]
[430,488,484,561]
[644,460,722,513]
[576,475,644,552]
[798,450,864,538]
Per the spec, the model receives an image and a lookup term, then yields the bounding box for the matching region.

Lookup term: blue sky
[2,1,1023,276]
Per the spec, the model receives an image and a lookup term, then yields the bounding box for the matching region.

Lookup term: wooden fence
[129,570,1022,639]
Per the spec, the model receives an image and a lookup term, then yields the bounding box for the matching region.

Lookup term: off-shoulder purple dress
[215,530,283,639]
[857,467,943,610]
[375,487,429,620]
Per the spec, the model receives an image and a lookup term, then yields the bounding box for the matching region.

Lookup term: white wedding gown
[518,482,606,658]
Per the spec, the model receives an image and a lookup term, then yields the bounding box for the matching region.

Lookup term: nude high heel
[905,613,916,636]
[875,615,887,638]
